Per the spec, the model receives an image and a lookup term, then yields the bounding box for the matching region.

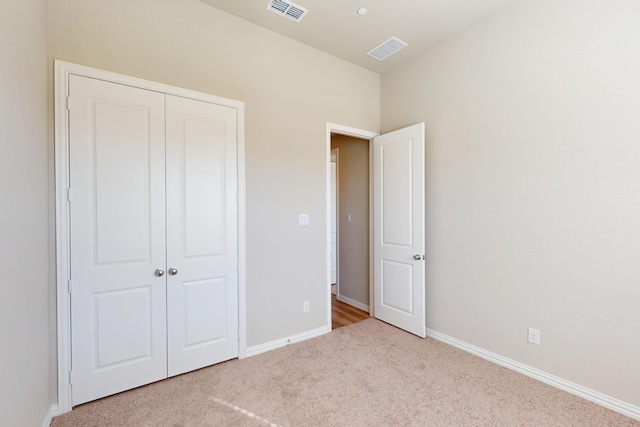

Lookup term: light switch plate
[299,214,309,225]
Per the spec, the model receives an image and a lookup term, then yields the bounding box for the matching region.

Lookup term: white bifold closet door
[69,75,238,406]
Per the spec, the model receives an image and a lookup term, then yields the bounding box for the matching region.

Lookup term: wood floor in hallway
[332,295,369,329]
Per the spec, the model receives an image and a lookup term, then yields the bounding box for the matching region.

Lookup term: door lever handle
[413,254,425,260]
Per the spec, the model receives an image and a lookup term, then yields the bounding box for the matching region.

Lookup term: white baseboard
[41,404,58,427]
[426,328,640,421]
[336,295,369,313]
[245,325,330,358]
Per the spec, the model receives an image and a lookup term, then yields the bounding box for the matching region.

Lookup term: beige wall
[0,0,51,424]
[382,0,640,407]
[48,0,380,347]
[331,135,370,308]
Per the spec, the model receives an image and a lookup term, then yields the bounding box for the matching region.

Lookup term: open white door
[373,123,426,338]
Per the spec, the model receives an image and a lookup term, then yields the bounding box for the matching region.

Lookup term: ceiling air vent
[367,37,408,61]
[267,0,308,23]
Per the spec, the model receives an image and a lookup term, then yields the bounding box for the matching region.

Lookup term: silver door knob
[413,254,422,260]
[168,268,178,276]
[155,268,165,277]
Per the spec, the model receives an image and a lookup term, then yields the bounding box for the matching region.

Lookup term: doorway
[331,134,369,311]
[326,122,426,335]
[326,123,378,329]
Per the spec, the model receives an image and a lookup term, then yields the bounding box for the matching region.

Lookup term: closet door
[165,95,239,376]
[69,75,167,405]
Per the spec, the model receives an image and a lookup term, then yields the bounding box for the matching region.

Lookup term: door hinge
[66,96,78,112]
[67,188,72,203]
[69,371,73,385]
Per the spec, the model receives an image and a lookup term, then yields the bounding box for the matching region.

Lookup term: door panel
[183,115,225,257]
[374,123,426,338]
[182,278,228,346]
[94,286,154,367]
[93,101,156,263]
[381,260,413,313]
[381,139,414,246]
[165,95,239,377]
[69,75,167,405]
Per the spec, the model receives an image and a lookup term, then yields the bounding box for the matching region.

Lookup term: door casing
[54,60,247,414]
[330,149,338,288]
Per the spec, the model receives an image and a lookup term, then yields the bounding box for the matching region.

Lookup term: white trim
[325,123,378,332]
[236,100,248,360]
[41,404,57,427]
[245,325,330,358]
[328,122,378,140]
[332,147,339,295]
[54,60,247,413]
[54,60,72,414]
[337,295,370,313]
[368,137,374,314]
[426,328,640,421]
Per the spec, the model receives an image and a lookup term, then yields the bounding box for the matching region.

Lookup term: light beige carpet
[52,319,638,426]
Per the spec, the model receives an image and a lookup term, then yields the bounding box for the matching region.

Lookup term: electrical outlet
[303,300,310,312]
[528,328,540,345]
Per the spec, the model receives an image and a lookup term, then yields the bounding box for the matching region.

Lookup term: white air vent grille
[267,0,308,23]
[367,37,408,61]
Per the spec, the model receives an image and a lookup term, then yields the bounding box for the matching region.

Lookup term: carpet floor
[52,319,638,426]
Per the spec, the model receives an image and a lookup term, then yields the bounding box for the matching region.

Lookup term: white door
[373,123,426,338]
[69,76,239,405]
[165,95,239,376]
[69,75,168,405]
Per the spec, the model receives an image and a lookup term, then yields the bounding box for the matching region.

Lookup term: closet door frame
[54,60,247,415]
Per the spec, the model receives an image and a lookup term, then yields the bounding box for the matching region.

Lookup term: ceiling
[200,0,514,73]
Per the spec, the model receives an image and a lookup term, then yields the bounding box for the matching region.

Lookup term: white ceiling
[200,0,514,73]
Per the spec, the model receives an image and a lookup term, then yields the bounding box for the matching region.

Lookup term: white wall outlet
[528,327,540,345]
[298,214,309,225]
[303,300,310,312]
